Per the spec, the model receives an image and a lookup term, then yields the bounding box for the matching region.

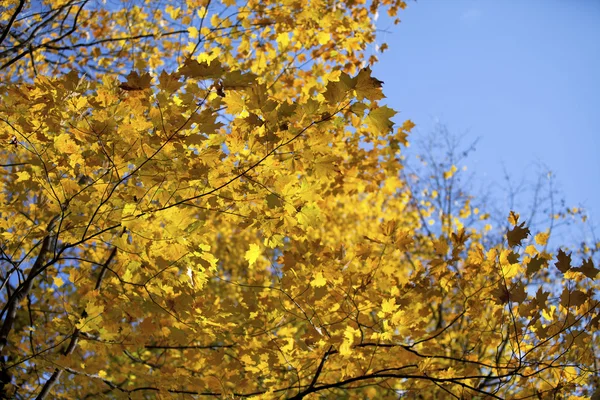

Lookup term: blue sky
[374,1,599,238]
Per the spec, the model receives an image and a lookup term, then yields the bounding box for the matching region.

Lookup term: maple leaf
[316,32,330,45]
[394,232,413,251]
[276,32,290,48]
[534,232,549,246]
[313,155,340,177]
[178,58,225,79]
[265,193,283,208]
[245,244,261,266]
[158,70,183,94]
[492,282,526,304]
[366,105,397,135]
[559,288,588,308]
[572,257,598,279]
[355,67,385,101]
[15,171,30,183]
[526,255,547,276]
[381,220,397,236]
[54,133,79,154]
[555,249,572,273]
[296,204,321,227]
[310,272,327,288]
[222,70,257,89]
[506,251,520,264]
[510,282,527,303]
[491,285,510,304]
[53,276,64,287]
[508,211,520,225]
[323,79,350,104]
[507,221,530,247]
[535,288,550,309]
[119,71,152,91]
[401,119,416,132]
[380,298,398,314]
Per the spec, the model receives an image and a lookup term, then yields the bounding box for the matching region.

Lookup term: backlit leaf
[245,243,261,266]
[366,105,396,135]
[310,272,327,288]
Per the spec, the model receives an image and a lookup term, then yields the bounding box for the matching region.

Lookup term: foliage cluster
[0,0,598,398]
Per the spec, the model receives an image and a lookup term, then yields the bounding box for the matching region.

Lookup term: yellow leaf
[54,134,78,154]
[53,276,64,287]
[535,232,549,246]
[276,32,290,48]
[296,204,321,227]
[379,297,398,316]
[165,5,180,19]
[339,326,359,356]
[188,26,199,39]
[443,165,458,180]
[310,272,327,288]
[355,67,384,101]
[542,305,555,321]
[525,245,537,256]
[418,357,433,373]
[366,105,396,135]
[15,171,30,182]
[401,119,415,131]
[502,263,520,280]
[245,244,261,266]
[316,32,330,45]
[122,203,137,219]
[508,211,520,226]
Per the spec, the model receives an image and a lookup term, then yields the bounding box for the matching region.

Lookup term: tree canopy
[0,0,598,399]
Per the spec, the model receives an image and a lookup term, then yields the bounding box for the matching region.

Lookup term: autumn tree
[1,1,599,399]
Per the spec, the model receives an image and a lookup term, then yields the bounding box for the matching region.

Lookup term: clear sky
[374,0,600,237]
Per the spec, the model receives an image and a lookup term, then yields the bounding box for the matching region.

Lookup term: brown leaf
[507,221,530,247]
[119,71,152,91]
[510,282,527,303]
[179,58,225,79]
[535,287,549,309]
[560,288,588,308]
[554,249,572,273]
[492,282,527,304]
[222,70,257,89]
[491,284,509,304]
[572,257,599,279]
[451,228,469,246]
[526,255,547,276]
[507,251,520,264]
[158,70,183,93]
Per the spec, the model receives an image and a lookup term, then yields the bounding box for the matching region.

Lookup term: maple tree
[1,0,599,399]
